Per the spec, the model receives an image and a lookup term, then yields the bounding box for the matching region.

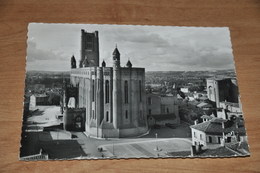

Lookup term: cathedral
[63,29,148,138]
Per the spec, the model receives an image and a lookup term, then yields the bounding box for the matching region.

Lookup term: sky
[26,23,235,72]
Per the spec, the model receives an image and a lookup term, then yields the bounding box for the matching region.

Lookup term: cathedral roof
[113,47,120,55]
[71,55,76,61]
[126,60,132,67]
[102,60,106,67]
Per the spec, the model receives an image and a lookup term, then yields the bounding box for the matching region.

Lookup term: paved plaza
[21,106,193,159]
[99,138,192,158]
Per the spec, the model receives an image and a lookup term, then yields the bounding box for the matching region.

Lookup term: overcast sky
[26,23,235,72]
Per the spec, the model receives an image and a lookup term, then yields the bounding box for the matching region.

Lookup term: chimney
[222,122,225,129]
[236,122,238,129]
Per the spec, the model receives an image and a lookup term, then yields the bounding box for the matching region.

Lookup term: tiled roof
[200,115,213,120]
[211,118,228,123]
[190,121,211,132]
[190,118,246,135]
[34,94,48,97]
[197,102,212,108]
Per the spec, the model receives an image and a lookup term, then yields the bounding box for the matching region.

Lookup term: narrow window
[148,109,151,115]
[209,136,212,143]
[208,86,212,99]
[139,80,142,102]
[125,80,128,103]
[148,97,152,105]
[111,112,113,123]
[200,134,203,140]
[92,110,95,119]
[125,110,128,119]
[92,80,95,102]
[86,34,93,50]
[106,111,109,122]
[105,80,109,103]
[140,110,143,120]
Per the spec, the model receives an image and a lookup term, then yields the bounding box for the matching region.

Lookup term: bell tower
[113,45,120,68]
[79,30,99,68]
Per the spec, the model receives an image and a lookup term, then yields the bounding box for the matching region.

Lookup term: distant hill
[146,69,236,78]
[26,70,70,76]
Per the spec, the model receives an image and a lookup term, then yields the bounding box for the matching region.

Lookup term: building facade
[146,93,179,126]
[190,118,247,147]
[63,30,148,138]
[207,77,239,108]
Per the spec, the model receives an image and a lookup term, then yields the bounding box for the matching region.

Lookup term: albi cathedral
[63,29,148,138]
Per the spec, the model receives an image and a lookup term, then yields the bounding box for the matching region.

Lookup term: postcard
[20,23,249,160]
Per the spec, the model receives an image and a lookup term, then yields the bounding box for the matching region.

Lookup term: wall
[206,134,223,144]
[71,64,148,138]
[191,128,207,146]
[63,108,86,131]
[146,94,161,115]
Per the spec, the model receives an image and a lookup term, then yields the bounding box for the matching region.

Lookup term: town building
[146,93,179,126]
[207,77,239,108]
[190,117,247,147]
[196,102,213,110]
[206,77,244,121]
[29,94,49,107]
[193,92,208,101]
[63,30,148,138]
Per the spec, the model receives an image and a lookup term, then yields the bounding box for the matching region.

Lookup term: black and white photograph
[20,23,250,160]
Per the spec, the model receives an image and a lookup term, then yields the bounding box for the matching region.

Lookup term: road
[71,132,192,159]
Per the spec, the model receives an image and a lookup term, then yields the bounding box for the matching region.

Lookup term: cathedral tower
[71,55,76,68]
[79,30,99,68]
[113,46,120,68]
[112,46,121,128]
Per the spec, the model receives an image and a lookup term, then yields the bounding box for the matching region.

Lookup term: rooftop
[197,102,212,108]
[190,118,246,135]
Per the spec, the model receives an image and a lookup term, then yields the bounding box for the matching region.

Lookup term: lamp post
[57,129,59,145]
[112,141,115,157]
[156,133,158,150]
[154,133,161,151]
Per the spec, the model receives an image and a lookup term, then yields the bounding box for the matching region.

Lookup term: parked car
[165,123,176,129]
[153,124,161,129]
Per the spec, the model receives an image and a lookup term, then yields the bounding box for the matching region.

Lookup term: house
[193,92,208,101]
[219,101,242,113]
[200,114,214,122]
[180,87,189,93]
[190,117,247,147]
[30,94,49,108]
[196,102,213,110]
[146,93,180,126]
